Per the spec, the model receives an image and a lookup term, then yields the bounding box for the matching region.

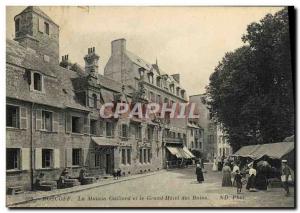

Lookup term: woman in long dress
[222,163,232,187]
[212,157,218,171]
[246,163,257,191]
[196,164,204,183]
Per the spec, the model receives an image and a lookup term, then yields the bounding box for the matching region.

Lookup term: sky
[6,6,283,96]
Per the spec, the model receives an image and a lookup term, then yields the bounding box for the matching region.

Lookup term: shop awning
[183,147,195,158]
[92,137,118,147]
[232,142,294,160]
[166,146,194,159]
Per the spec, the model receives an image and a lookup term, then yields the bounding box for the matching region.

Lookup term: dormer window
[148,73,154,84]
[33,72,43,91]
[138,67,145,79]
[15,18,20,32]
[156,76,161,87]
[44,22,49,35]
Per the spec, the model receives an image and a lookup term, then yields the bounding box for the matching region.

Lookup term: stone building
[104,38,194,168]
[189,94,217,161]
[6,6,194,191]
[216,125,232,159]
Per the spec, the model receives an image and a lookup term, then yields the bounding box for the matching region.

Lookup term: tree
[205,8,294,151]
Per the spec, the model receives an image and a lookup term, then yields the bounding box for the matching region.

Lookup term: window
[181,90,185,98]
[121,149,126,165]
[147,126,153,141]
[72,149,81,166]
[33,72,42,91]
[6,105,19,128]
[121,124,128,138]
[135,125,142,140]
[44,22,49,35]
[139,149,143,163]
[143,149,147,163]
[176,87,180,96]
[92,94,97,108]
[148,73,154,84]
[15,18,20,32]
[127,149,131,164]
[157,94,161,104]
[42,110,52,131]
[99,120,105,136]
[95,153,101,167]
[7,148,20,170]
[191,141,194,148]
[199,142,202,149]
[106,122,114,137]
[72,116,81,133]
[156,77,161,87]
[147,149,151,163]
[42,149,53,168]
[150,92,155,102]
[90,120,97,135]
[190,129,193,136]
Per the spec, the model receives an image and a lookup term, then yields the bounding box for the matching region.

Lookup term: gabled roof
[15,6,58,26]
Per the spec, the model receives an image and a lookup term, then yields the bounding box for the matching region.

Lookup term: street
[12,165,294,208]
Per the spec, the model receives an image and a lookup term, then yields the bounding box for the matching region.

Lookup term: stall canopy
[166,146,195,159]
[232,142,294,160]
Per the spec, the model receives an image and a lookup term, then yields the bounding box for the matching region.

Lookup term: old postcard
[6,6,295,208]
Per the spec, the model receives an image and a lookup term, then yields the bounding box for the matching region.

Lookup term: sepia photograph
[5,5,295,208]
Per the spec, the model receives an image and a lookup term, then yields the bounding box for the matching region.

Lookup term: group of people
[212,156,292,196]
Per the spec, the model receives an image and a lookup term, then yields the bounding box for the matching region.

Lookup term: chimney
[84,47,99,75]
[111,38,126,56]
[171,74,180,83]
[59,54,71,69]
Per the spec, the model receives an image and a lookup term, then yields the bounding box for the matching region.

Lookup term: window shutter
[52,112,59,132]
[90,152,95,168]
[65,113,71,133]
[21,148,30,170]
[83,117,90,135]
[66,148,72,167]
[118,123,122,138]
[81,149,87,166]
[35,109,42,130]
[38,18,44,32]
[20,107,27,129]
[30,72,34,91]
[35,148,42,169]
[54,149,60,168]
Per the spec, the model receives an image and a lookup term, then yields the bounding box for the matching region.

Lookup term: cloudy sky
[6,6,283,96]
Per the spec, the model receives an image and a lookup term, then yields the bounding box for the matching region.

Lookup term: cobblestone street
[11,164,295,208]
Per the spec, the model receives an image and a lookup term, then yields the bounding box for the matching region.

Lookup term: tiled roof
[6,39,64,107]
[125,50,153,71]
[97,74,122,92]
[6,38,132,111]
[56,66,90,111]
[6,39,56,77]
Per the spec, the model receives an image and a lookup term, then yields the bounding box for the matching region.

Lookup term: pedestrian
[222,163,232,187]
[234,170,243,194]
[246,162,256,191]
[232,163,240,186]
[212,157,218,172]
[196,164,204,183]
[281,159,292,196]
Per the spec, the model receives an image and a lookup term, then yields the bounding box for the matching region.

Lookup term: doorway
[105,154,113,174]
